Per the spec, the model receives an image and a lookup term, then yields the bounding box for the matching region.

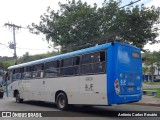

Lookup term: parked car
[153,79,160,82]
[0,85,4,98]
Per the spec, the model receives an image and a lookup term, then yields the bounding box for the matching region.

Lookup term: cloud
[145,0,160,7]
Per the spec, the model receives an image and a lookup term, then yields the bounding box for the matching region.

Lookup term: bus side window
[72,56,80,75]
[81,54,92,64]
[100,51,106,62]
[32,63,44,78]
[61,58,73,67]
[81,51,106,75]
[24,66,32,79]
[21,67,25,79]
[15,68,21,80]
[12,68,20,80]
[12,69,16,80]
[44,60,60,78]
[60,56,79,76]
[73,56,80,66]
[60,58,73,76]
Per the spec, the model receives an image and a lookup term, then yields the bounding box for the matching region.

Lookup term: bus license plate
[128,87,134,91]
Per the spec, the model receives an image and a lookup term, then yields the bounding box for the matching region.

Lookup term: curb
[130,102,160,107]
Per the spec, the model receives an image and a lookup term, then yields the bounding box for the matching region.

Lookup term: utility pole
[4,23,21,64]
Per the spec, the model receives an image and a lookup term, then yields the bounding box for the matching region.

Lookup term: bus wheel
[0,95,3,98]
[56,93,68,110]
[16,92,23,103]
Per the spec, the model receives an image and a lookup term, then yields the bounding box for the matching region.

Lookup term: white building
[143,63,160,81]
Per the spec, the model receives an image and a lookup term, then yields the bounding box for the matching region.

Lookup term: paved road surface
[0,96,160,120]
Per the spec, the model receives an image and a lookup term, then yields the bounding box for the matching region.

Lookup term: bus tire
[0,95,3,98]
[16,92,23,103]
[56,93,68,110]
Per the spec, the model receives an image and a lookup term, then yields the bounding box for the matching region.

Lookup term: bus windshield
[118,45,141,71]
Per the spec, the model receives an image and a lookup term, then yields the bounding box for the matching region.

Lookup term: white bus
[6,42,142,110]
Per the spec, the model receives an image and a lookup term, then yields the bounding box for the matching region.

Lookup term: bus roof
[8,42,138,69]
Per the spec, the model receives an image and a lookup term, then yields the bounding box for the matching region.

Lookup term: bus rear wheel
[56,93,68,110]
[16,92,23,103]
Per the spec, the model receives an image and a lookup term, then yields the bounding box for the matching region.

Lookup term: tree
[152,50,160,76]
[147,55,156,82]
[17,52,59,64]
[29,0,160,53]
[142,66,148,80]
[143,51,158,82]
[156,62,160,76]
[142,66,148,75]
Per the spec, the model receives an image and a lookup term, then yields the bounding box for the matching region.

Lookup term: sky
[0,0,159,58]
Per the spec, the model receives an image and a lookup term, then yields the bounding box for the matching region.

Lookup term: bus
[6,42,142,110]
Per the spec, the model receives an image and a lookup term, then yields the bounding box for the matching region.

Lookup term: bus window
[92,52,100,63]
[15,68,21,80]
[81,51,106,74]
[73,56,80,66]
[21,67,25,79]
[12,68,21,80]
[32,64,44,78]
[12,69,15,80]
[61,58,73,67]
[33,64,44,71]
[45,61,53,70]
[60,67,79,76]
[24,66,32,79]
[45,60,60,69]
[44,60,60,78]
[60,57,79,76]
[81,54,92,64]
[118,47,130,65]
[100,51,106,62]
[53,60,60,68]
[25,66,31,72]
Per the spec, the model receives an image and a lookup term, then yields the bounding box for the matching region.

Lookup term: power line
[0,47,6,51]
[0,43,7,47]
[16,47,52,51]
[1,0,142,56]
[0,42,13,54]
[0,42,52,52]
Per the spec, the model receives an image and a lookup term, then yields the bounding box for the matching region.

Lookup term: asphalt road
[0,95,160,120]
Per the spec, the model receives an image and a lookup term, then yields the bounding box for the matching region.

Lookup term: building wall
[143,63,160,81]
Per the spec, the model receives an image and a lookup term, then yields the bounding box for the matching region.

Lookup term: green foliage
[143,51,160,65]
[29,0,160,52]
[0,56,13,61]
[17,52,59,64]
[142,66,148,75]
[143,81,160,85]
[0,56,14,70]
[143,50,160,81]
[0,51,59,69]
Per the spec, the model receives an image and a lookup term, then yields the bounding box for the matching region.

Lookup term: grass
[143,81,160,85]
[143,88,160,98]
